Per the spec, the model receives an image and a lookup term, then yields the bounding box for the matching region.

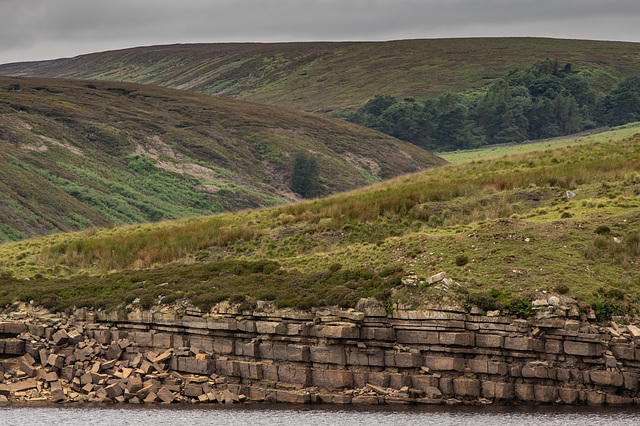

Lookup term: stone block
[393,352,422,368]
[347,347,369,366]
[157,387,175,403]
[367,349,385,367]
[315,324,359,339]
[611,344,635,361]
[105,383,123,399]
[515,383,534,401]
[259,343,274,359]
[131,332,154,347]
[213,338,234,355]
[534,385,558,403]
[27,324,46,337]
[9,378,37,392]
[388,373,411,390]
[187,335,214,353]
[52,330,69,346]
[564,341,602,357]
[590,371,624,387]
[586,390,605,406]
[439,332,474,346]
[522,363,548,379]
[184,383,203,398]
[353,371,368,388]
[487,361,509,376]
[312,369,353,390]
[277,365,311,386]
[3,322,26,335]
[559,387,579,404]
[256,321,287,335]
[468,359,488,374]
[367,372,389,389]
[475,334,504,348]
[360,327,395,341]
[153,333,173,349]
[623,372,639,392]
[396,330,439,345]
[424,356,465,372]
[276,390,310,404]
[544,340,563,354]
[94,330,112,345]
[176,357,215,376]
[3,339,25,355]
[411,375,439,391]
[19,362,36,377]
[453,378,481,397]
[504,337,533,351]
[606,394,633,405]
[310,346,346,365]
[438,378,453,396]
[262,364,279,382]
[481,381,513,399]
[240,342,260,358]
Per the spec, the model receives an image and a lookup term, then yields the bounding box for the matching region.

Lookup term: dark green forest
[339,60,640,151]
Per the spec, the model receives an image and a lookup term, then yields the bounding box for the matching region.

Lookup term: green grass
[1,132,639,318]
[438,123,640,164]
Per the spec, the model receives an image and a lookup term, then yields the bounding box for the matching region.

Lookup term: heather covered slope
[2,38,640,112]
[0,76,443,241]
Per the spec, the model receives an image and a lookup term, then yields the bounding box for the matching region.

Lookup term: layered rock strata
[0,307,639,406]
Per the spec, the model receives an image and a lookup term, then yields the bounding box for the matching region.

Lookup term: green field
[438,123,640,164]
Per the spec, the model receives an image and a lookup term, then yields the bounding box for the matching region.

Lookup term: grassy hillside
[0,76,443,241]
[2,38,640,112]
[0,130,638,318]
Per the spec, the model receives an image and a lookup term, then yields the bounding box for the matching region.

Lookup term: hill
[2,38,640,112]
[0,129,638,319]
[0,76,443,242]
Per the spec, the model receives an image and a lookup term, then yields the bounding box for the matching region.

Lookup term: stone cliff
[0,304,639,406]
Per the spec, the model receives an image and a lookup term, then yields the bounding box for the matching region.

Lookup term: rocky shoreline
[1,301,640,406]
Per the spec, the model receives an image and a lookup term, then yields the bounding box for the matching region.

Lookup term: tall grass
[40,218,257,271]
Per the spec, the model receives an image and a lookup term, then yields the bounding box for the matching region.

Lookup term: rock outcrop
[1,305,639,406]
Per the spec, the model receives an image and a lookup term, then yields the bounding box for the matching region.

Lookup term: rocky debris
[0,319,246,406]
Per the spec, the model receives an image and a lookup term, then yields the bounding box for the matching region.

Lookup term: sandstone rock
[452,378,480,397]
[627,324,640,339]
[52,330,69,346]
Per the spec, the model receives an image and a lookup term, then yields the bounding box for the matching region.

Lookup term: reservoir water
[2,404,638,426]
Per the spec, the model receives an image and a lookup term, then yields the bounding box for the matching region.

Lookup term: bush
[507,298,534,318]
[455,255,469,266]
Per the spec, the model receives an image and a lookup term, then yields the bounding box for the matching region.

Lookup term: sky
[1,0,640,65]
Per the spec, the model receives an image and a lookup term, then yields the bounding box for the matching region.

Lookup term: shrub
[507,298,534,318]
[455,255,469,266]
[594,225,611,235]
[467,292,497,311]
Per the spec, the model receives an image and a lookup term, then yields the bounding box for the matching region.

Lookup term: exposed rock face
[0,307,640,406]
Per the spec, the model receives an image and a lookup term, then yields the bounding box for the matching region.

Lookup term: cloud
[1,0,639,64]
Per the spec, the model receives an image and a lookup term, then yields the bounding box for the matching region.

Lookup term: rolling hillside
[0,76,443,242]
[0,130,637,317]
[2,38,640,112]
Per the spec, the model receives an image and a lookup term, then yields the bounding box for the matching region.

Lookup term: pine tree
[290,152,319,198]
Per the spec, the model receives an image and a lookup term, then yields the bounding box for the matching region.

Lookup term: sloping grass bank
[0,134,639,316]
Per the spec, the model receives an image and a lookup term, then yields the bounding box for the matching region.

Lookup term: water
[1,404,639,426]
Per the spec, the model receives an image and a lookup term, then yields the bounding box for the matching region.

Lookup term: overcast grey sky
[1,0,639,65]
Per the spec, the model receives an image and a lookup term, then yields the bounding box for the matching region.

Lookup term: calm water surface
[2,404,639,426]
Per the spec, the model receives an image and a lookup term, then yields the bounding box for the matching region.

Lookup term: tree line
[337,60,640,151]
